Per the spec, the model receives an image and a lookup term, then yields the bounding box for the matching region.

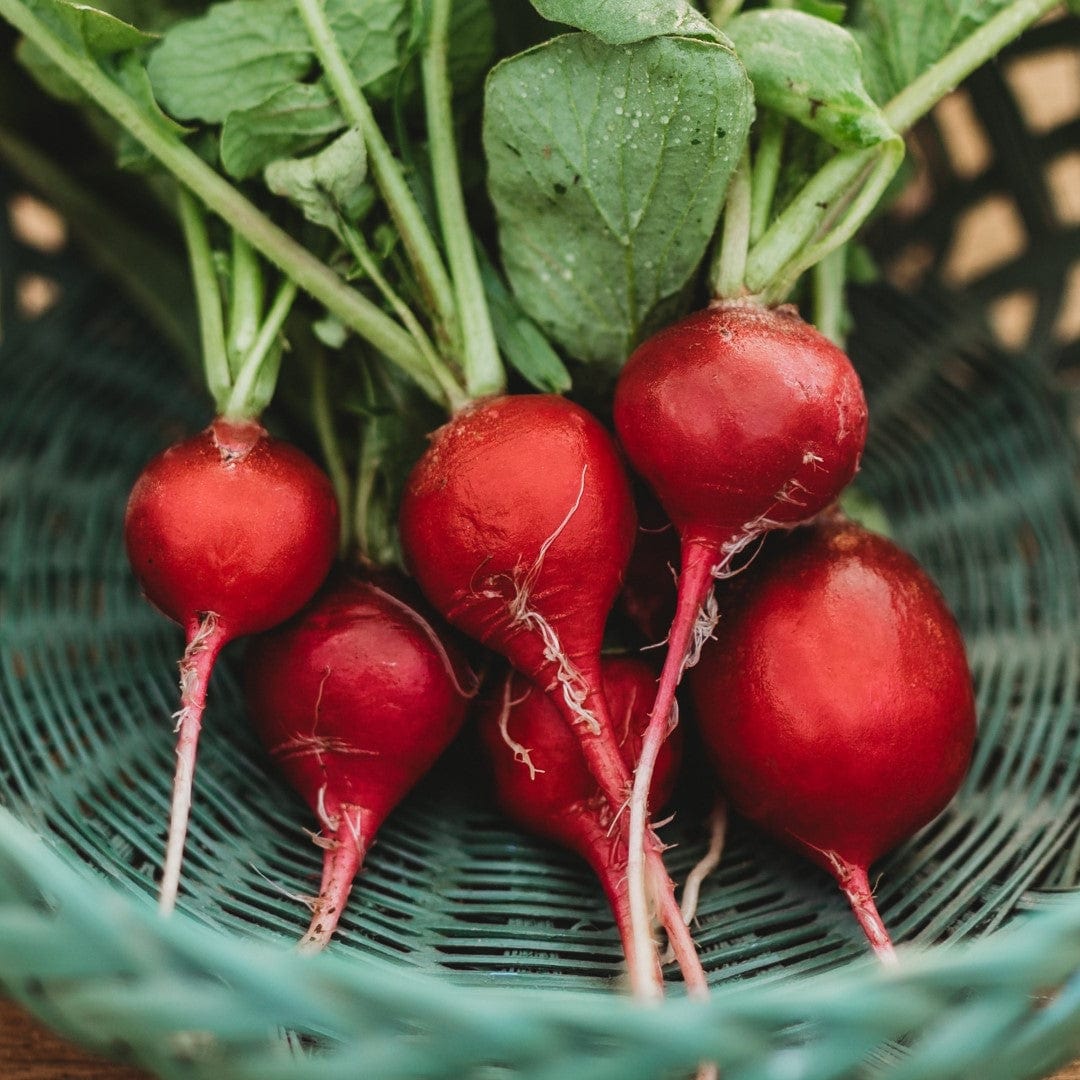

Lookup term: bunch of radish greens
[0,0,1057,1004]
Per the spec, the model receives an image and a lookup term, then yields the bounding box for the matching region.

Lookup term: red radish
[124,417,339,914]
[478,658,684,996]
[619,487,680,644]
[688,517,976,960]
[244,572,476,951]
[399,393,704,998]
[612,301,868,965]
[399,394,637,811]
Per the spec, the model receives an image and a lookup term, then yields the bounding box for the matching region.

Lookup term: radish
[124,417,339,913]
[477,658,684,997]
[399,393,707,998]
[399,393,638,809]
[619,487,679,645]
[688,516,976,960]
[243,572,476,951]
[612,301,868,965]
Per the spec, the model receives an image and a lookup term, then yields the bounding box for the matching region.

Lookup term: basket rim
[2,804,1079,1061]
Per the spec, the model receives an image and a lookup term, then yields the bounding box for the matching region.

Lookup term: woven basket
[1,15,1079,1080]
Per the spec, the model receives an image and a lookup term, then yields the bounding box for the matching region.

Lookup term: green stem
[742,0,1054,303]
[812,244,847,347]
[749,112,786,246]
[0,0,444,406]
[883,0,1060,132]
[310,346,352,556]
[223,278,297,419]
[340,223,468,413]
[177,188,230,414]
[759,137,904,304]
[709,148,752,299]
[227,232,263,376]
[744,144,877,296]
[293,0,461,363]
[422,0,504,400]
[353,361,381,563]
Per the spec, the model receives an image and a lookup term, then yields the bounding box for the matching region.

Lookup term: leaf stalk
[0,0,447,406]
[422,0,505,399]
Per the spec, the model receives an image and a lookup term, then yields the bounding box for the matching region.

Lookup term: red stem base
[830,855,898,964]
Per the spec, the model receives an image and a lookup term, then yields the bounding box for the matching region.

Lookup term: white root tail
[159,612,227,916]
[680,800,728,927]
[496,676,543,779]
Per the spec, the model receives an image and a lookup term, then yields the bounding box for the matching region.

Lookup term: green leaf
[324,0,413,102]
[313,314,349,349]
[147,0,410,125]
[727,10,895,150]
[18,0,155,99]
[56,1,155,51]
[529,0,722,44]
[147,0,312,123]
[220,82,345,179]
[264,127,371,238]
[23,0,156,51]
[446,0,496,91]
[17,1,182,170]
[112,51,189,168]
[484,32,753,366]
[478,245,571,393]
[851,0,1013,104]
[89,0,205,33]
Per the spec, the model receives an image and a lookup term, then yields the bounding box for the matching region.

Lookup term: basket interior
[0,11,1078,1004]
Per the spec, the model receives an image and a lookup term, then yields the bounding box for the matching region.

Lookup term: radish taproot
[613,301,868,966]
[478,658,684,997]
[398,393,706,998]
[124,417,339,913]
[688,517,976,960]
[244,572,476,951]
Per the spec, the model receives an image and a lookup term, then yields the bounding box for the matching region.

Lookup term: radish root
[680,799,728,927]
[496,677,543,780]
[159,612,227,915]
[298,807,366,954]
[824,850,899,965]
[626,469,826,995]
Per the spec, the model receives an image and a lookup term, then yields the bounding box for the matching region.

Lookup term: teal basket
[1,18,1079,1080]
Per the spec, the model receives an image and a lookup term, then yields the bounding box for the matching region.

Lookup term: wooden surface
[0,995,1077,1080]
[0,999,151,1079]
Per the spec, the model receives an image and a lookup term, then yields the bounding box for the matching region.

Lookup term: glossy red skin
[124,418,339,641]
[244,574,473,837]
[479,658,681,870]
[399,394,636,702]
[613,304,868,549]
[689,520,976,874]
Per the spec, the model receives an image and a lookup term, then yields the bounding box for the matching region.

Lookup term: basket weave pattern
[0,15,1078,1080]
